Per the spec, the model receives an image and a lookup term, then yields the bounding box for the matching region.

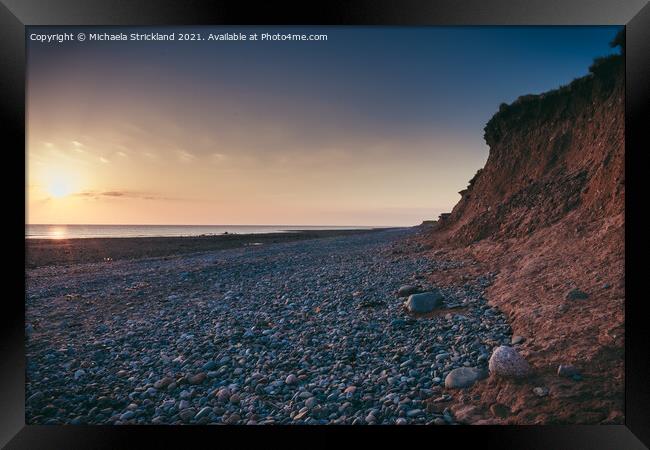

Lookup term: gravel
[26,228,512,425]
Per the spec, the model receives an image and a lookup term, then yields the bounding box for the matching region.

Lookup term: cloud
[99,156,110,163]
[176,149,196,163]
[73,190,178,201]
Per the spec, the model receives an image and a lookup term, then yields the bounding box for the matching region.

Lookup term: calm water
[25,224,378,239]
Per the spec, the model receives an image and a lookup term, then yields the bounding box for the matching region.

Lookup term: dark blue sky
[27,26,622,225]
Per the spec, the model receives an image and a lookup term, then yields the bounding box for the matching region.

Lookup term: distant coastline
[25,224,389,240]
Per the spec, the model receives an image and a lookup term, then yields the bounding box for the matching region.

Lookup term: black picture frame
[3,0,649,448]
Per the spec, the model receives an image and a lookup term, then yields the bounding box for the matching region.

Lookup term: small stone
[229,393,240,404]
[406,409,423,418]
[225,413,241,425]
[27,391,44,403]
[179,400,190,410]
[511,335,525,345]
[397,285,419,298]
[216,388,231,402]
[285,374,297,385]
[488,346,532,378]
[179,408,196,421]
[119,411,135,421]
[202,361,218,371]
[533,387,549,397]
[395,418,407,425]
[188,372,207,385]
[74,369,86,380]
[195,406,211,420]
[294,410,309,421]
[444,367,484,389]
[153,377,173,390]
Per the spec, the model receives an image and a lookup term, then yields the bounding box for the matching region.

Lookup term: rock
[565,288,589,300]
[395,418,407,425]
[178,400,190,410]
[397,285,419,298]
[195,406,212,420]
[179,408,196,421]
[188,372,207,385]
[216,388,231,403]
[488,346,532,378]
[511,335,525,345]
[406,409,423,418]
[405,290,444,314]
[444,367,484,389]
[202,361,218,371]
[533,386,549,397]
[557,364,580,378]
[73,369,86,380]
[285,374,297,385]
[153,377,173,390]
[225,413,241,425]
[229,393,240,404]
[27,391,44,403]
[119,411,135,421]
[294,410,309,421]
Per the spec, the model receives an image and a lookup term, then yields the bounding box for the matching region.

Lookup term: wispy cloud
[99,156,110,163]
[176,149,196,163]
[71,140,86,153]
[73,190,179,201]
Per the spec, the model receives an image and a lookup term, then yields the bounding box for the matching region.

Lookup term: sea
[25,224,378,239]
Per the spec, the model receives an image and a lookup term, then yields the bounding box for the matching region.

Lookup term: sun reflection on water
[50,226,67,240]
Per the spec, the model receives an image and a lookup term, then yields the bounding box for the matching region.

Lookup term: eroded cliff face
[439,54,623,245]
[420,53,625,424]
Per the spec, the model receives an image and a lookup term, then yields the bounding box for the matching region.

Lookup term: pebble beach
[25,228,513,425]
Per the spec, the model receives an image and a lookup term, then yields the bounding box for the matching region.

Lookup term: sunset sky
[26,26,621,226]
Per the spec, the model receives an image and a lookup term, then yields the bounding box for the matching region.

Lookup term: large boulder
[444,367,486,389]
[488,346,532,378]
[405,290,444,313]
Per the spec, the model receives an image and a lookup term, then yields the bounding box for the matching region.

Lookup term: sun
[45,173,76,198]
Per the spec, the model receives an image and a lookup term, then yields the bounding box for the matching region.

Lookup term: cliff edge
[419,41,624,424]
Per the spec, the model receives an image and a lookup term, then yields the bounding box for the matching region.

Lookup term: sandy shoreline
[25,228,394,268]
